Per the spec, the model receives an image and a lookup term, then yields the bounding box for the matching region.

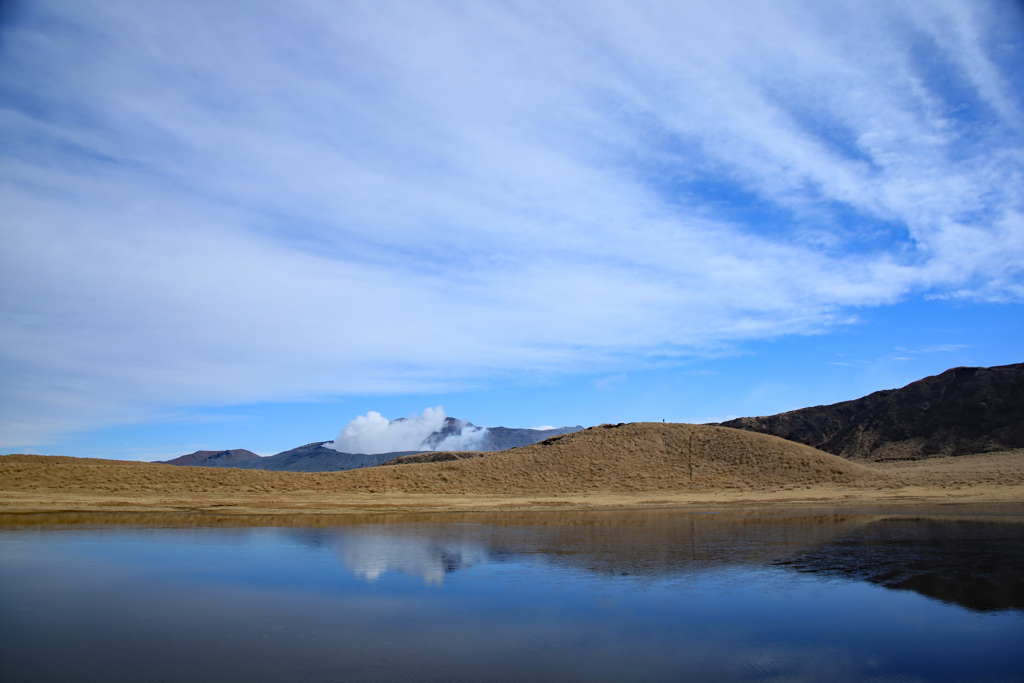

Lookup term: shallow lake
[2,507,1023,682]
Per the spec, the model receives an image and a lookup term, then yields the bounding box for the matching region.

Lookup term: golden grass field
[2,423,1023,515]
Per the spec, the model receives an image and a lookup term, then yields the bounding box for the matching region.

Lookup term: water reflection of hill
[5,508,1022,611]
[313,511,1024,611]
[312,511,877,585]
[773,519,1024,612]
[468,511,879,579]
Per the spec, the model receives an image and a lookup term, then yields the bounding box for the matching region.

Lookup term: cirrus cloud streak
[1,0,1022,446]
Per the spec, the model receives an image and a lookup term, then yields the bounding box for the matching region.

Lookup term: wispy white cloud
[918,344,971,354]
[593,374,629,391]
[1,0,1022,445]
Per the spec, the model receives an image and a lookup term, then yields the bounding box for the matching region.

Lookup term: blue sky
[2,0,1023,460]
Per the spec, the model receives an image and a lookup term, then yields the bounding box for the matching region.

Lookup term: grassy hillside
[3,423,1022,513]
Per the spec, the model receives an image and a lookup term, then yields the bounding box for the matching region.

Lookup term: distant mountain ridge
[718,363,1024,461]
[160,449,261,467]
[162,421,583,473]
[234,442,421,473]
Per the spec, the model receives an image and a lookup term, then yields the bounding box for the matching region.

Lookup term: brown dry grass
[2,424,1022,515]
[354,422,883,493]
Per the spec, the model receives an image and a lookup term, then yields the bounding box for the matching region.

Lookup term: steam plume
[324,406,488,454]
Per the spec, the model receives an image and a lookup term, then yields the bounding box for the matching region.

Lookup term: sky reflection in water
[1,509,1022,682]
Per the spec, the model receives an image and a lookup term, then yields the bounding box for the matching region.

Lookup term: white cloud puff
[324,406,488,454]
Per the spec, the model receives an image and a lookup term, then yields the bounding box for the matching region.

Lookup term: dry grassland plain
[2,424,1023,516]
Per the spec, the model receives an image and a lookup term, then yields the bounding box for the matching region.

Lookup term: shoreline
[4,447,1023,518]
[2,483,1023,517]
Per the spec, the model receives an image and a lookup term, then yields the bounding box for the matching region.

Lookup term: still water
[1,507,1022,682]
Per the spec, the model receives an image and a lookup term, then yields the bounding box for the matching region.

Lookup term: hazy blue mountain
[163,421,584,473]
[159,449,261,467]
[479,425,582,450]
[233,442,420,473]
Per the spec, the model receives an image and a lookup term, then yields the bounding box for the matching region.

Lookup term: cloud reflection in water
[333,529,490,585]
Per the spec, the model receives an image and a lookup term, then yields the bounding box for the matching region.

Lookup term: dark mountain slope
[718,363,1024,461]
